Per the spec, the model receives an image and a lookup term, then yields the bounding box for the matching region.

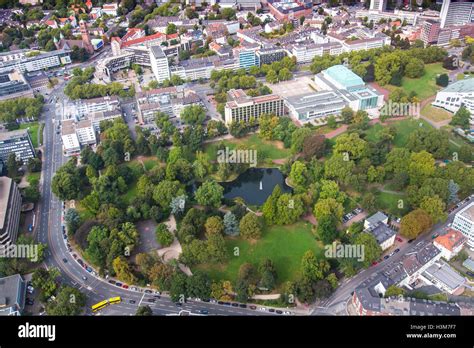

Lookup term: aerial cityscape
[1,0,474,329]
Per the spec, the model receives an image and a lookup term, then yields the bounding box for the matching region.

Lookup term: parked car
[26,298,35,306]
[276,310,283,314]
[115,282,123,287]
[249,305,257,310]
[466,271,474,277]
[147,298,156,303]
[396,237,403,242]
[122,284,129,289]
[62,258,68,263]
[431,233,439,239]
[108,280,116,285]
[129,300,136,304]
[82,276,88,281]
[394,248,400,253]
[199,309,209,314]
[144,289,152,294]
[383,255,389,260]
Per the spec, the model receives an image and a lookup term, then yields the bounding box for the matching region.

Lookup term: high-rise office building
[0,176,22,246]
[370,0,387,11]
[150,45,170,83]
[440,0,474,28]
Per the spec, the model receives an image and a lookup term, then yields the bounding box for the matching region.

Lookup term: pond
[221,168,292,206]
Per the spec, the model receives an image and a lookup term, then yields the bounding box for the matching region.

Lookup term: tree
[317,216,338,244]
[265,69,278,84]
[112,256,137,284]
[313,198,344,223]
[32,267,60,301]
[64,209,81,234]
[239,213,262,240]
[290,127,313,154]
[384,285,405,298]
[51,159,84,201]
[458,145,473,163]
[194,180,224,208]
[27,157,42,172]
[353,232,382,268]
[327,115,337,129]
[341,106,354,124]
[301,250,329,282]
[181,105,206,125]
[205,216,224,236]
[166,23,177,35]
[46,286,86,316]
[448,179,460,204]
[275,194,305,225]
[262,185,281,225]
[420,195,447,223]
[187,271,211,300]
[153,180,185,210]
[6,153,20,178]
[400,209,433,239]
[333,132,368,160]
[450,106,471,129]
[206,232,227,262]
[136,305,153,316]
[404,58,425,78]
[223,211,239,236]
[169,272,188,303]
[156,223,174,247]
[408,151,435,186]
[302,134,326,160]
[436,73,449,87]
[289,161,308,187]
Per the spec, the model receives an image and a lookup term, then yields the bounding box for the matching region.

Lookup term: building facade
[224,89,285,125]
[0,129,35,165]
[452,202,474,250]
[0,176,21,246]
[150,45,170,83]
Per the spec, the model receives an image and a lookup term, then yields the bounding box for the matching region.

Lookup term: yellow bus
[91,300,109,312]
[108,296,122,304]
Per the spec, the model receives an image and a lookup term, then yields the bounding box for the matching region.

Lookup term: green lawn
[421,104,452,123]
[365,118,433,147]
[204,134,291,164]
[26,172,40,186]
[19,122,39,148]
[386,63,447,100]
[195,221,322,287]
[375,191,410,217]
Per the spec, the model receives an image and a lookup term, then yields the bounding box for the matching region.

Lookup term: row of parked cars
[342,207,363,224]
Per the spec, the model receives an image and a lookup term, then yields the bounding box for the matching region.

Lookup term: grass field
[195,221,322,286]
[421,104,452,123]
[375,190,410,217]
[204,134,291,164]
[386,63,447,100]
[364,118,433,147]
[19,122,39,148]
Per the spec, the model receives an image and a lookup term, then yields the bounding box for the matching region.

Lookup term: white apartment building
[74,96,120,117]
[289,42,342,64]
[61,120,81,156]
[369,0,387,12]
[440,0,474,28]
[452,202,474,250]
[0,49,72,74]
[61,119,96,156]
[150,45,170,83]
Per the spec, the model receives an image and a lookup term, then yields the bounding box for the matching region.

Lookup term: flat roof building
[0,274,26,315]
[0,176,21,246]
[224,89,285,125]
[0,129,35,165]
[452,202,474,250]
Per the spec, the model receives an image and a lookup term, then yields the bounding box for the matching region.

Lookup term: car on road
[108,280,116,285]
[72,253,77,259]
[431,233,439,239]
[283,311,292,315]
[115,282,123,287]
[239,304,247,308]
[217,301,224,305]
[122,284,129,289]
[383,255,389,260]
[223,302,231,306]
[268,308,275,313]
[396,237,403,242]
[86,267,92,273]
[466,271,474,277]
[129,300,136,304]
[147,298,156,303]
[199,309,209,314]
[394,248,400,253]
[82,276,87,281]
[371,261,378,266]
[27,286,35,294]
[175,302,182,307]
[276,310,283,314]
[258,307,267,311]
[154,295,161,299]
[144,289,152,294]
[408,239,415,243]
[249,305,257,310]
[231,303,239,307]
[62,258,68,263]
[26,298,34,306]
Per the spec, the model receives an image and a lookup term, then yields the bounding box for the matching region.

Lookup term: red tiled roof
[121,32,165,47]
[434,229,467,252]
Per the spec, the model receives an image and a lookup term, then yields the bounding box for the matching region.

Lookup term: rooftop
[0,176,13,230]
[0,274,24,315]
[324,65,365,89]
[0,129,29,142]
[441,78,474,94]
[365,211,388,227]
[367,223,396,245]
[423,260,465,291]
[457,201,474,222]
[434,229,467,252]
